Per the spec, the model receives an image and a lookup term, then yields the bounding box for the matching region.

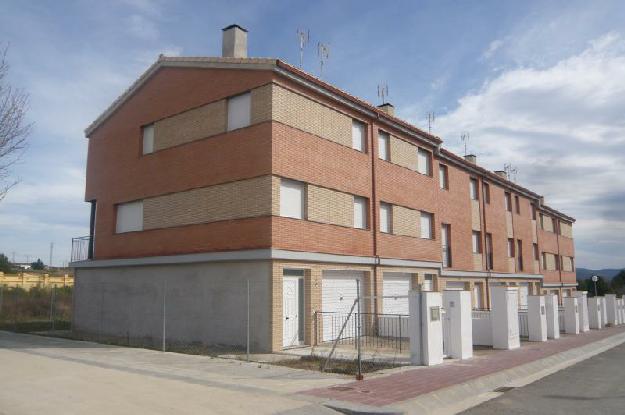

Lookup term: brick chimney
[495,170,507,179]
[222,24,248,58]
[377,103,395,116]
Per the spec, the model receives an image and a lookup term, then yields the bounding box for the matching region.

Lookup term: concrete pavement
[461,341,625,414]
[0,331,346,415]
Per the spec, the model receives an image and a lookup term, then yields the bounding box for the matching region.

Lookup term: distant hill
[576,268,623,281]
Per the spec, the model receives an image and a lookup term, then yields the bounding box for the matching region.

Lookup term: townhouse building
[71,25,576,352]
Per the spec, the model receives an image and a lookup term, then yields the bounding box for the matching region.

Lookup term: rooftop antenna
[296,29,310,68]
[49,242,54,268]
[317,42,330,77]
[427,112,436,134]
[504,163,518,182]
[460,132,470,157]
[377,83,389,105]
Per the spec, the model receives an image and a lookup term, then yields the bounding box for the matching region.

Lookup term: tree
[610,270,625,296]
[582,275,612,297]
[0,44,31,202]
[30,258,44,270]
[0,252,11,273]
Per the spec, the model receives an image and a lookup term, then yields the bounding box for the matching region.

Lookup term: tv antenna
[377,83,389,105]
[427,112,436,134]
[504,163,518,182]
[296,29,310,68]
[317,42,330,77]
[460,132,470,156]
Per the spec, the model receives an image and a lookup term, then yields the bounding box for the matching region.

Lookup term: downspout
[480,180,491,310]
[370,118,379,314]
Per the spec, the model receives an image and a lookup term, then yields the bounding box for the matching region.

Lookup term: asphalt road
[462,342,625,415]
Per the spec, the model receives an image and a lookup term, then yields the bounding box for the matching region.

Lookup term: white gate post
[605,294,618,326]
[573,291,589,332]
[545,294,560,339]
[409,290,444,366]
[491,286,520,350]
[619,299,625,325]
[443,290,473,359]
[528,295,547,342]
[563,297,580,334]
[600,297,607,327]
[588,297,602,329]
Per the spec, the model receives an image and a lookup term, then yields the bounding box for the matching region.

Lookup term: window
[423,274,434,291]
[417,148,432,175]
[485,233,493,270]
[142,124,154,155]
[507,238,515,257]
[531,204,537,220]
[517,240,523,271]
[542,252,547,269]
[420,211,433,239]
[555,254,561,270]
[469,178,479,200]
[352,120,366,152]
[441,223,451,267]
[533,243,539,260]
[280,179,306,219]
[227,92,251,131]
[116,201,143,233]
[483,182,491,204]
[439,164,449,190]
[353,196,368,229]
[515,195,520,214]
[472,231,482,254]
[379,202,392,233]
[378,131,390,161]
[505,192,512,212]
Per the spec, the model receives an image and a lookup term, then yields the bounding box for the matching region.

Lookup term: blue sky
[1,0,624,268]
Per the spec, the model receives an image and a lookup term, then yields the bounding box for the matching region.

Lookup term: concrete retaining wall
[73,261,272,352]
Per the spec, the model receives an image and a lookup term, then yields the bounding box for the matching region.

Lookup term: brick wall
[390,136,417,171]
[306,184,354,228]
[392,205,420,237]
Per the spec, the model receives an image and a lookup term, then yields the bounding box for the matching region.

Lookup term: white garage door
[322,271,363,342]
[382,273,411,315]
[518,283,529,309]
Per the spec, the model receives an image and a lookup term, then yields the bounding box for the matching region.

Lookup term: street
[462,341,625,414]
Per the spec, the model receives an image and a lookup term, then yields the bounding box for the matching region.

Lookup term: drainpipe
[370,118,379,314]
[480,180,492,310]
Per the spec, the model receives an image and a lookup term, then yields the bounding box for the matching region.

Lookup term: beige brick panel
[390,136,417,171]
[508,257,516,273]
[473,253,483,271]
[272,84,352,147]
[271,176,281,216]
[392,205,420,237]
[545,253,556,271]
[471,200,481,231]
[562,256,574,272]
[542,215,555,232]
[506,212,514,238]
[534,260,540,274]
[143,175,272,229]
[307,184,353,227]
[154,100,226,151]
[250,84,273,125]
[560,222,573,238]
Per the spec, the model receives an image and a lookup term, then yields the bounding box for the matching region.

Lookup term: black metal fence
[314,311,409,353]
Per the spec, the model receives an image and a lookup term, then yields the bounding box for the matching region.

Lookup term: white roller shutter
[321,271,363,342]
[382,273,411,315]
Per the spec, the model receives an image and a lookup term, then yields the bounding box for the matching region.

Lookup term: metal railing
[314,311,409,352]
[71,236,91,262]
[472,309,491,319]
[518,310,529,338]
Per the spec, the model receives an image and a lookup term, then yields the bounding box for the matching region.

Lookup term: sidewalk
[302,326,625,409]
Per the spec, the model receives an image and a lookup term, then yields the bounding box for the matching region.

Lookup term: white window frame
[439,164,448,190]
[353,196,368,229]
[378,131,390,161]
[142,124,154,155]
[227,92,251,131]
[115,200,143,233]
[469,178,479,200]
[352,120,366,152]
[279,179,306,220]
[420,211,433,239]
[379,202,392,233]
[417,148,431,175]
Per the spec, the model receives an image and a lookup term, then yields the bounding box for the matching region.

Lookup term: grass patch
[274,355,401,375]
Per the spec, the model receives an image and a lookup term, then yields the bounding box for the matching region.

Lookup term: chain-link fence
[0,285,72,332]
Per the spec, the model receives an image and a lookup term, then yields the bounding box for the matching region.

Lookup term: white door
[382,273,411,315]
[322,271,363,342]
[382,273,411,339]
[518,283,529,309]
[282,277,300,347]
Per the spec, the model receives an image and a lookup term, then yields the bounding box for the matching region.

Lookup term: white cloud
[435,33,625,268]
[482,39,504,60]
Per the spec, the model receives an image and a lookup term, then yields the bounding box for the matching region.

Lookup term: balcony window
[470,178,479,200]
[472,231,482,254]
[439,164,449,190]
[441,224,451,267]
[379,202,392,233]
[420,211,434,239]
[417,148,432,176]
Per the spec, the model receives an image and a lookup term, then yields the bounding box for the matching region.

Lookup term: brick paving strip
[302,326,625,407]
